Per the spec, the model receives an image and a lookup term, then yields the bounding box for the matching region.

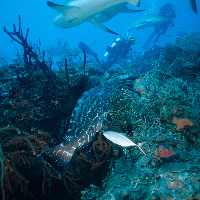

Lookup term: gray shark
[46,39,71,58]
[47,0,140,35]
[37,87,113,178]
[96,3,144,23]
[127,14,170,32]
[187,0,198,14]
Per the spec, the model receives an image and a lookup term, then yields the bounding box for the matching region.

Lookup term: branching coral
[0,125,46,200]
[3,15,56,102]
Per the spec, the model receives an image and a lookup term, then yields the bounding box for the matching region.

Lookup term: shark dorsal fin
[64,0,74,5]
[47,1,79,13]
[88,16,119,35]
[120,6,144,13]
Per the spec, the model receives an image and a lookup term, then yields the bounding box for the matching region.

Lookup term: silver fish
[103,131,146,155]
[38,87,113,178]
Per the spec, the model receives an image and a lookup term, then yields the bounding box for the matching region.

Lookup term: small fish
[177,30,187,37]
[103,131,146,155]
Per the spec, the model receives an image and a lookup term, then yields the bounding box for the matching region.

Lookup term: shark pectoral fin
[88,16,119,35]
[128,0,141,7]
[127,24,135,32]
[121,6,144,13]
[47,1,79,13]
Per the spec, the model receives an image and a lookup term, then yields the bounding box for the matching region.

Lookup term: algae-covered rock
[180,31,200,53]
[160,162,191,172]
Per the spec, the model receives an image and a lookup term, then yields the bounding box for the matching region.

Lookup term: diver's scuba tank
[104,37,122,58]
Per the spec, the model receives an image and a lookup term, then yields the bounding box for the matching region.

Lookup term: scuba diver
[143,3,176,50]
[103,36,135,70]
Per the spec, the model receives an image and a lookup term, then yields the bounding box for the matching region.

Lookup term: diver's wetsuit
[143,3,176,50]
[104,36,135,70]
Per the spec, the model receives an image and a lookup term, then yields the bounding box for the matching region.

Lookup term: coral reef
[82,69,200,200]
[162,43,183,64]
[0,16,107,200]
[0,125,46,200]
[180,31,200,53]
[0,16,200,200]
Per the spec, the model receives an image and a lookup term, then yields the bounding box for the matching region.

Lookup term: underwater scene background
[0,0,200,199]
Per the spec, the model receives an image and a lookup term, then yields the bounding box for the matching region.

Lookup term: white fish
[103,131,146,155]
[47,0,140,35]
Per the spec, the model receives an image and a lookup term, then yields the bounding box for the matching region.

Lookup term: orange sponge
[173,117,194,131]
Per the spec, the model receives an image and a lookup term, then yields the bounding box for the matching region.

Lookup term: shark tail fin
[128,0,140,7]
[37,142,75,178]
[187,0,198,14]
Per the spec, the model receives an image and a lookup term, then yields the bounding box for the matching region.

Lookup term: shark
[187,0,198,14]
[47,0,141,35]
[46,39,71,58]
[96,3,144,23]
[127,14,170,32]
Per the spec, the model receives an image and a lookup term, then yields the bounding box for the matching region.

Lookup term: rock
[180,31,200,53]
[160,162,191,172]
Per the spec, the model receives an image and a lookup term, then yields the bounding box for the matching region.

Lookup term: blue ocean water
[0,1,200,200]
[0,0,199,63]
